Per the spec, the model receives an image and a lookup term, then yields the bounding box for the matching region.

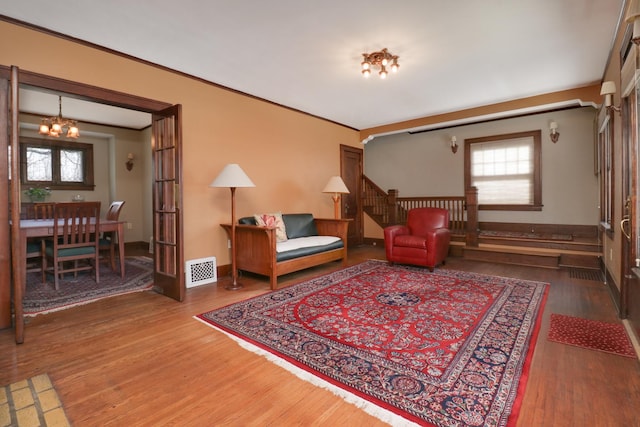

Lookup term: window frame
[464,130,542,211]
[597,110,614,234]
[20,136,95,191]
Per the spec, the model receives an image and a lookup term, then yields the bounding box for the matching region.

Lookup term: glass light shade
[361,61,370,70]
[67,126,79,138]
[51,122,62,133]
[379,69,387,79]
[362,69,371,78]
[39,123,49,135]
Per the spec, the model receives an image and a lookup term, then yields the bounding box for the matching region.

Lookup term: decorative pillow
[254,212,288,242]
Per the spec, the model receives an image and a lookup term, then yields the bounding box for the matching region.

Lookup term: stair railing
[362,176,478,246]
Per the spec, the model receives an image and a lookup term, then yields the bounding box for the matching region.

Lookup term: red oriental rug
[196,260,548,426]
[547,314,636,358]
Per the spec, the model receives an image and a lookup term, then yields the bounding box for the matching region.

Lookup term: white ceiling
[1,0,626,131]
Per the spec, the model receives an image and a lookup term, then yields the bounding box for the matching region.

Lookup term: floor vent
[569,268,604,282]
[186,257,217,288]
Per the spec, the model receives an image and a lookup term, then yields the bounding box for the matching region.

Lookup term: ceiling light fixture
[361,48,399,79]
[38,96,80,138]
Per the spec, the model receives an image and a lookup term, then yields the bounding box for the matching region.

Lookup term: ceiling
[1,0,626,131]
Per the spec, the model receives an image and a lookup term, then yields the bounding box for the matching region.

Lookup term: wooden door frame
[0,65,179,338]
[340,144,363,246]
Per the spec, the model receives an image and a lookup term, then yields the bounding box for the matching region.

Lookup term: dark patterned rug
[196,260,548,426]
[24,256,154,316]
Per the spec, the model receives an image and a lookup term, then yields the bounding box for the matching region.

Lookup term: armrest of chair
[220,223,277,268]
[314,218,350,242]
[425,227,451,260]
[384,224,410,241]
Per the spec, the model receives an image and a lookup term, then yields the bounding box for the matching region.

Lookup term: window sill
[478,204,543,211]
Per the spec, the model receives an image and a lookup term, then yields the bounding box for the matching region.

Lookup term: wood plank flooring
[1,246,639,426]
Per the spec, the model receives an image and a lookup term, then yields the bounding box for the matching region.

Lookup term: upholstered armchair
[384,207,451,271]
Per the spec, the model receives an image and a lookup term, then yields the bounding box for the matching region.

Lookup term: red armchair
[384,207,451,271]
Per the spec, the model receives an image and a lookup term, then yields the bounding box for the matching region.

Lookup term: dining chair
[42,202,101,290]
[99,201,126,274]
[26,202,56,275]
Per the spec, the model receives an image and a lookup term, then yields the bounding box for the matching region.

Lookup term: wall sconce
[600,81,620,113]
[126,153,135,171]
[626,0,640,44]
[549,121,559,143]
[450,136,458,154]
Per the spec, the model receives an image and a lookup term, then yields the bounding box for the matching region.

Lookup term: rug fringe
[25,283,153,317]
[193,316,421,427]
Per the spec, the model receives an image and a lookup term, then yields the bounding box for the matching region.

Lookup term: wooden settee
[221,213,349,290]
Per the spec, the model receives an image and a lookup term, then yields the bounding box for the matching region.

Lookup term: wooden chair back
[100,201,126,273]
[54,202,101,247]
[28,202,56,220]
[105,201,126,221]
[43,201,102,289]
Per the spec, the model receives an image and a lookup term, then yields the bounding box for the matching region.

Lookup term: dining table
[12,218,125,343]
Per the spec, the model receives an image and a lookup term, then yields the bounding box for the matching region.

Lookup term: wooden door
[151,105,185,301]
[622,78,640,336]
[620,37,640,342]
[0,67,15,331]
[340,144,363,246]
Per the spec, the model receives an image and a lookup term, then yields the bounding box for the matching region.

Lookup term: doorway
[1,66,185,340]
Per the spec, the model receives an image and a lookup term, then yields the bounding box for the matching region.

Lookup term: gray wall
[364,107,598,226]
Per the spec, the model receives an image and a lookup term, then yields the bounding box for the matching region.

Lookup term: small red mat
[548,314,636,358]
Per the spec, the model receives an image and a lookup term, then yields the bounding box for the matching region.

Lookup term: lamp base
[225,281,243,291]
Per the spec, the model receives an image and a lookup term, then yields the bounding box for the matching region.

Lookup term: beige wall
[364,107,599,238]
[1,20,360,267]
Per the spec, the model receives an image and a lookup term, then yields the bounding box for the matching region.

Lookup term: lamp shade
[627,0,640,22]
[322,176,350,194]
[600,81,616,96]
[209,163,255,188]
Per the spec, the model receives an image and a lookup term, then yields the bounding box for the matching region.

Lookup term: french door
[151,105,184,301]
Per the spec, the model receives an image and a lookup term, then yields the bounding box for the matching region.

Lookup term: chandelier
[38,96,80,138]
[361,48,399,79]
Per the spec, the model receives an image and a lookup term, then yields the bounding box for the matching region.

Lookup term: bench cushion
[282,213,318,239]
[276,236,343,262]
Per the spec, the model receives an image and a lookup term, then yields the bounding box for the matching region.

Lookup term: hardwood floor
[1,246,639,426]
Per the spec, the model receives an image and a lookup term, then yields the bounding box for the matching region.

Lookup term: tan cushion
[254,212,288,242]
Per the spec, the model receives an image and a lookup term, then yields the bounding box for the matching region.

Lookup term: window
[20,137,94,190]
[597,109,613,232]
[464,130,542,211]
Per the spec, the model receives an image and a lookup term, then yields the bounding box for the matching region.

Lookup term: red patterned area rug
[196,260,548,426]
[547,314,636,358]
[24,256,154,317]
